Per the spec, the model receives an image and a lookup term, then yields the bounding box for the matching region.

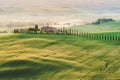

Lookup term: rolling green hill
[0,33,119,80]
[70,21,120,33]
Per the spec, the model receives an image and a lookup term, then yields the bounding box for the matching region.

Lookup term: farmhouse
[41,26,60,33]
[94,18,115,24]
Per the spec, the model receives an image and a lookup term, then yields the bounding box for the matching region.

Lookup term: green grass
[94,32,120,38]
[0,33,120,80]
[70,21,120,32]
[83,32,120,41]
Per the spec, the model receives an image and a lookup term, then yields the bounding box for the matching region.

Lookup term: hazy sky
[0,0,120,12]
[0,0,120,23]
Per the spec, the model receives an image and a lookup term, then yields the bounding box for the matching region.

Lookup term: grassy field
[70,21,120,33]
[0,33,120,80]
[94,32,120,36]
[86,32,120,41]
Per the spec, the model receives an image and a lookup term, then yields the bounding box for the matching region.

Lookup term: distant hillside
[70,21,120,33]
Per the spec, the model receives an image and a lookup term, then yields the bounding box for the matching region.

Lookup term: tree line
[14,26,120,42]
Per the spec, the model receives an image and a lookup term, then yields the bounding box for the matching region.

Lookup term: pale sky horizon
[0,0,120,24]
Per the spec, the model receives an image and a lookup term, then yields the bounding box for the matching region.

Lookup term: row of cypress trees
[60,27,120,42]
